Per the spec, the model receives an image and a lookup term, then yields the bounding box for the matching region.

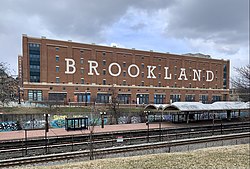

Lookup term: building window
[56,77,60,83]
[81,78,84,84]
[103,69,106,75]
[123,71,126,77]
[28,90,42,101]
[96,93,110,103]
[102,52,106,56]
[154,94,165,104]
[118,94,131,104]
[123,62,126,67]
[212,95,221,103]
[223,64,227,89]
[158,82,161,87]
[81,68,84,74]
[170,94,181,103]
[103,79,106,85]
[199,95,208,104]
[142,72,144,78]
[141,81,144,86]
[56,55,59,62]
[103,60,106,66]
[185,95,195,102]
[141,63,144,69]
[49,93,67,101]
[158,65,161,70]
[55,47,59,51]
[75,93,91,102]
[56,66,59,72]
[62,87,65,91]
[174,83,177,88]
[80,58,84,64]
[136,94,149,104]
[29,43,40,82]
[123,80,126,86]
[158,73,161,78]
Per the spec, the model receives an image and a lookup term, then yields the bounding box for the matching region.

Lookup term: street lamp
[44,113,50,153]
[144,110,150,143]
[100,112,106,128]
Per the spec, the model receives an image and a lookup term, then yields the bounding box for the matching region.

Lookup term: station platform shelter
[65,117,89,131]
[145,102,250,123]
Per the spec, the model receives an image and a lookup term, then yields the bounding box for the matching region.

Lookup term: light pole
[100,112,106,128]
[212,113,215,135]
[144,110,150,143]
[44,113,50,154]
[159,105,163,142]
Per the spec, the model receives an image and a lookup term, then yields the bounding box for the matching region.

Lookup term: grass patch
[16,144,250,169]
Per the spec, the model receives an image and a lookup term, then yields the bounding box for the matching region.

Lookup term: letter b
[65,58,76,74]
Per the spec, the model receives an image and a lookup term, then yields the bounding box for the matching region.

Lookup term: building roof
[145,101,249,112]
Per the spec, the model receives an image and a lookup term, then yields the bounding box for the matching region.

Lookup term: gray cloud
[0,0,175,73]
[0,0,248,74]
[0,0,175,42]
[165,0,249,49]
[130,22,147,31]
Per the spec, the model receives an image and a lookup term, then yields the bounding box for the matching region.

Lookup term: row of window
[29,43,40,82]
[28,90,221,104]
[52,77,221,89]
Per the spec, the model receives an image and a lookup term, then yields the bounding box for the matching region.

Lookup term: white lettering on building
[193,69,201,81]
[64,59,217,83]
[109,62,121,77]
[147,66,156,79]
[178,68,188,80]
[65,58,76,74]
[128,64,140,77]
[206,70,214,82]
[88,60,100,75]
[164,67,172,80]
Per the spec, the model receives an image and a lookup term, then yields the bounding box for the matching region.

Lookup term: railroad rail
[0,122,249,160]
[0,132,249,168]
[0,121,249,150]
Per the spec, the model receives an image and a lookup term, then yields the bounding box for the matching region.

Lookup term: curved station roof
[145,102,250,112]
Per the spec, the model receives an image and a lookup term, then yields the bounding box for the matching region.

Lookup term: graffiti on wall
[131,116,141,123]
[24,119,46,129]
[0,121,21,132]
[50,115,67,128]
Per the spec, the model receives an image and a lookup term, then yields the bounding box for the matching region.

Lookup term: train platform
[0,120,245,142]
[0,122,178,141]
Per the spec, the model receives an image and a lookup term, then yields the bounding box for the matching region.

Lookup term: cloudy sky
[0,0,249,77]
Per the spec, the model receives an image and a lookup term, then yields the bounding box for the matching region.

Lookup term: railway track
[0,132,249,168]
[1,121,249,150]
[0,122,249,160]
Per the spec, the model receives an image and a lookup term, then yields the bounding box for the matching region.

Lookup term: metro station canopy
[145,102,249,112]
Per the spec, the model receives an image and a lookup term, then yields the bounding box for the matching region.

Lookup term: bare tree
[231,65,250,102]
[0,62,18,106]
[89,96,99,160]
[108,85,120,124]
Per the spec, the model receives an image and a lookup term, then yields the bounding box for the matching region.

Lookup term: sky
[0,0,249,78]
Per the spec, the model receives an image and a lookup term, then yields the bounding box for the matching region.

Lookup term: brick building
[18,35,230,105]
